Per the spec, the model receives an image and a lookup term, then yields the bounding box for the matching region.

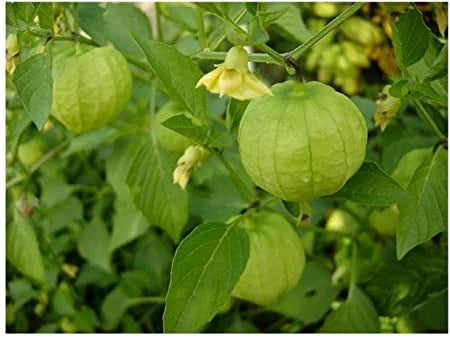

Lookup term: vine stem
[414,100,446,140]
[288,2,365,59]
[197,8,207,50]
[210,7,248,51]
[193,50,276,64]
[155,2,164,42]
[215,152,255,202]
[6,140,70,189]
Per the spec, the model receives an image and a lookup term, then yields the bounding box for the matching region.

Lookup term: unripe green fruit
[238,81,367,202]
[154,102,194,154]
[368,204,399,236]
[325,209,360,235]
[232,211,305,306]
[51,43,132,133]
[17,138,44,166]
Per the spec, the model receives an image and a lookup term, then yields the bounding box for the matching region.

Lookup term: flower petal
[195,66,224,94]
[218,69,243,98]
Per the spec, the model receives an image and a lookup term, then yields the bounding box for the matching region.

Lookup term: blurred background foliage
[5,2,448,333]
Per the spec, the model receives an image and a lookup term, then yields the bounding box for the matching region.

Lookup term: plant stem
[414,100,446,140]
[6,140,70,189]
[210,7,248,51]
[215,152,255,202]
[193,50,277,64]
[155,2,164,42]
[288,2,365,59]
[197,8,207,50]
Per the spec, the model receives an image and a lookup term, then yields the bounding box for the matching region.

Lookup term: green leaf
[270,262,340,324]
[267,3,310,43]
[126,135,189,243]
[11,3,37,25]
[109,200,150,252]
[248,16,269,45]
[13,53,53,130]
[104,3,153,58]
[63,126,120,157]
[425,43,448,81]
[36,3,53,30]
[334,162,414,206]
[161,114,208,143]
[8,279,39,309]
[101,287,130,331]
[195,3,230,18]
[52,282,76,316]
[397,147,448,259]
[163,222,249,333]
[7,212,46,285]
[78,3,106,45]
[77,218,111,272]
[132,36,207,118]
[351,96,376,130]
[163,4,198,32]
[391,148,432,189]
[366,243,447,316]
[226,99,249,133]
[320,285,380,333]
[392,8,431,69]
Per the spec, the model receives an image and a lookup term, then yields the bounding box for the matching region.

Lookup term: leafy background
[5,2,448,333]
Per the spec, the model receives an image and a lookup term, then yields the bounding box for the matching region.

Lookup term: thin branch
[288,2,365,59]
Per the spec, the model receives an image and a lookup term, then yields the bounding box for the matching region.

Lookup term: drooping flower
[6,34,20,74]
[374,85,401,132]
[173,145,210,189]
[196,46,272,101]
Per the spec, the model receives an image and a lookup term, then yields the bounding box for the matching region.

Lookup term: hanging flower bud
[196,46,272,101]
[6,34,20,74]
[173,145,211,189]
[374,85,401,132]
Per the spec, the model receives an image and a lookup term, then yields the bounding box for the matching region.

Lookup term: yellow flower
[173,145,210,189]
[196,46,272,101]
[6,34,20,74]
[374,85,401,132]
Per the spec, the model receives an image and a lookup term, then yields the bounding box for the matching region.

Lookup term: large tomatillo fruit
[51,42,132,133]
[232,211,305,306]
[238,81,367,202]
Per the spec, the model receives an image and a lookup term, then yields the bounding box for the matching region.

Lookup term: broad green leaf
[397,147,448,259]
[391,148,432,188]
[77,218,111,272]
[7,112,32,157]
[11,3,37,25]
[63,126,120,157]
[195,3,230,18]
[104,3,153,58]
[248,16,269,45]
[109,200,150,252]
[8,279,39,309]
[79,3,106,45]
[334,162,414,206]
[36,3,53,30]
[43,196,83,234]
[270,262,340,324]
[366,243,447,316]
[133,231,174,293]
[381,135,435,173]
[163,3,198,32]
[132,36,207,118]
[126,135,188,243]
[7,212,46,285]
[320,285,380,333]
[101,287,130,331]
[425,43,448,81]
[226,99,249,132]
[52,282,76,316]
[163,222,249,333]
[13,53,53,130]
[73,306,100,333]
[161,114,208,143]
[268,3,310,43]
[392,8,431,68]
